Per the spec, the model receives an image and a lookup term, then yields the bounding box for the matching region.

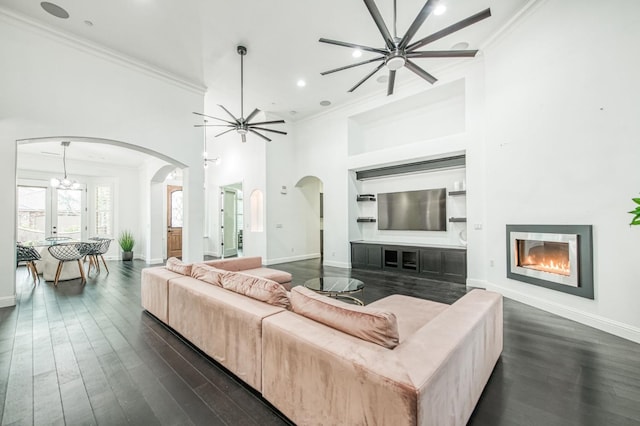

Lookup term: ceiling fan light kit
[319,0,491,96]
[193,45,287,143]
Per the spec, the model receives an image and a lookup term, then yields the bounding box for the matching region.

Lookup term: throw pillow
[221,272,290,309]
[290,286,399,349]
[165,257,192,276]
[190,263,227,287]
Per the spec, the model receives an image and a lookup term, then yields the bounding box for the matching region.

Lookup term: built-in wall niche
[347,79,465,156]
[355,165,466,247]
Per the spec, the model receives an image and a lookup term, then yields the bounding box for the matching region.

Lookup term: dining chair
[16,244,41,284]
[86,238,111,275]
[48,242,91,286]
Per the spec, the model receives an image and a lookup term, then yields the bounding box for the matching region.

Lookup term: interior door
[167,185,183,258]
[222,188,237,257]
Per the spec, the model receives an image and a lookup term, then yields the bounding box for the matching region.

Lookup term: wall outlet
[275,224,283,228]
[474,223,483,230]
[291,248,294,253]
[490,259,495,267]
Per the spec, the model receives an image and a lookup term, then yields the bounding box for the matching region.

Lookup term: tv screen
[378,188,446,231]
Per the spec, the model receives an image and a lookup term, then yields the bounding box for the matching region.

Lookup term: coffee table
[303,277,365,305]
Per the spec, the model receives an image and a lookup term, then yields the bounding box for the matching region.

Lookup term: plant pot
[122,251,133,261]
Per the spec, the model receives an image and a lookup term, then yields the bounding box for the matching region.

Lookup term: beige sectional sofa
[141,257,503,426]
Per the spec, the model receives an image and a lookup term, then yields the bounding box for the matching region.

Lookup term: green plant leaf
[633,197,640,205]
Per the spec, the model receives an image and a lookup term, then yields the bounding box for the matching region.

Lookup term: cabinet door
[366,246,382,269]
[442,250,467,284]
[420,249,442,278]
[351,244,368,268]
[383,248,400,270]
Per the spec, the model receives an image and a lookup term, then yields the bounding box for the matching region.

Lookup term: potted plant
[630,197,640,226]
[118,230,135,261]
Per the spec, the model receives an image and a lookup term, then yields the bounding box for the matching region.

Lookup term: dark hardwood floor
[1,259,639,425]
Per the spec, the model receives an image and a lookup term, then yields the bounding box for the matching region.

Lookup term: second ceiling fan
[194,45,287,143]
[320,0,491,95]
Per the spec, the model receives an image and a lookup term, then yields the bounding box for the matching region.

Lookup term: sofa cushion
[368,294,448,344]
[290,286,399,349]
[203,256,262,272]
[190,263,228,287]
[221,272,291,309]
[165,257,192,275]
[241,267,292,286]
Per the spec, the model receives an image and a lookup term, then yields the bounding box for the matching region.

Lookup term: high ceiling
[1,0,531,122]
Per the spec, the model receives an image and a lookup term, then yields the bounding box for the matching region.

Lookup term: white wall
[478,0,640,341]
[289,0,640,343]
[203,106,268,260]
[0,14,204,307]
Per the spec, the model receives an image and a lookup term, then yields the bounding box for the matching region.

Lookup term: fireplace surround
[506,225,594,299]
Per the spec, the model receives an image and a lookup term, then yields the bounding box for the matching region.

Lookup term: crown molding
[0,7,207,96]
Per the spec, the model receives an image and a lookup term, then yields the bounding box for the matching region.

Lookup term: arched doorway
[16,136,186,266]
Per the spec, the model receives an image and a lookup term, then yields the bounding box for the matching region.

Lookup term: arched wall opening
[15,136,188,276]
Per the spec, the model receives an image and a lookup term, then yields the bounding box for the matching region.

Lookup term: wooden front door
[167,185,183,258]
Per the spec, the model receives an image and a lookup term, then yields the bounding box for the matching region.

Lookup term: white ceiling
[4,0,531,166]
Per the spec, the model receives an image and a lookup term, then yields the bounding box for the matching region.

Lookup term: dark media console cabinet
[350,241,467,284]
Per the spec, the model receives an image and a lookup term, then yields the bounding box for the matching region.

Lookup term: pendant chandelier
[50,141,80,189]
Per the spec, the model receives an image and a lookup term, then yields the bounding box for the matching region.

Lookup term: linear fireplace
[506,225,594,299]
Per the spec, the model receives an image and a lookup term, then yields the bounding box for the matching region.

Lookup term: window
[95,184,113,237]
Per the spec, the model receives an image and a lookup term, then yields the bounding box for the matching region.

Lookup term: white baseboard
[0,295,16,308]
[466,278,487,289]
[265,253,321,266]
[483,281,640,344]
[145,257,164,265]
[323,260,351,269]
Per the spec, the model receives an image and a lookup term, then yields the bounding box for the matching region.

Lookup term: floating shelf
[448,190,466,196]
[357,194,376,201]
[449,217,467,223]
[357,217,377,223]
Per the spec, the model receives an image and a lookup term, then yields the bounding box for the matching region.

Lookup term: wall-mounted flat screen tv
[378,188,446,231]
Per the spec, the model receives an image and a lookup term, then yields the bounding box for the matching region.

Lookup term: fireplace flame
[524,256,570,276]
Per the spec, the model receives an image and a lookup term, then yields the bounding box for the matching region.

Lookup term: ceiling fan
[193,45,287,143]
[319,0,491,95]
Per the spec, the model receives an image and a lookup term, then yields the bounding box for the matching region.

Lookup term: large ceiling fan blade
[217,104,240,123]
[245,108,260,123]
[214,128,237,138]
[387,70,396,96]
[249,129,272,142]
[362,0,395,50]
[398,0,438,50]
[348,62,385,92]
[248,120,286,126]
[407,8,492,52]
[407,50,479,58]
[193,124,234,127]
[405,60,437,84]
[192,111,236,125]
[250,126,288,135]
[321,57,385,76]
[319,38,387,55]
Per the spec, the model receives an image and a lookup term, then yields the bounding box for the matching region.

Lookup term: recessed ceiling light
[434,4,447,16]
[451,41,470,50]
[320,100,331,106]
[40,2,69,19]
[376,75,388,84]
[296,79,306,87]
[290,111,298,116]
[84,20,93,27]
[352,49,362,58]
